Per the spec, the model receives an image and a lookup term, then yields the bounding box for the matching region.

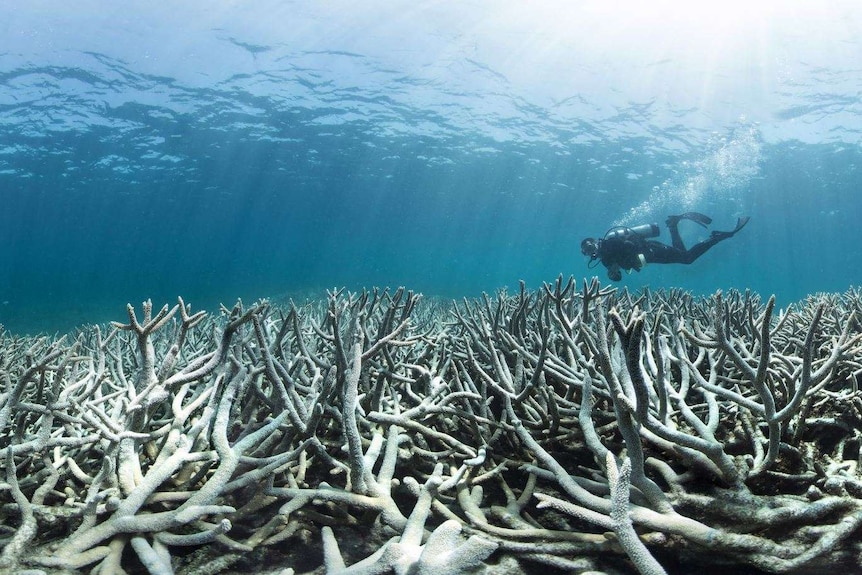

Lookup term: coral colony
[1,278,862,575]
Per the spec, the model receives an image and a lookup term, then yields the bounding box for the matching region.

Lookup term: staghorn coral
[0,280,861,575]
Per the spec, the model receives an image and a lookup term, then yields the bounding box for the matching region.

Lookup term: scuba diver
[580,212,750,282]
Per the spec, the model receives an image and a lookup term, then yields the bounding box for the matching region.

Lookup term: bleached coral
[1,282,862,575]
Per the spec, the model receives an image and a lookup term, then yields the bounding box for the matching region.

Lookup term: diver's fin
[679,211,713,228]
[710,216,750,241]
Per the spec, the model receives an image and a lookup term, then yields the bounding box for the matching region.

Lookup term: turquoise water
[1,1,860,333]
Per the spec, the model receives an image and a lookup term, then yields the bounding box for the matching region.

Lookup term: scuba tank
[604,223,659,241]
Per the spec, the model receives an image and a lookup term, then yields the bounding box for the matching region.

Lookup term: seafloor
[1,278,861,575]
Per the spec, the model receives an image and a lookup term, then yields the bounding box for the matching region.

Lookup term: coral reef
[1,279,862,575]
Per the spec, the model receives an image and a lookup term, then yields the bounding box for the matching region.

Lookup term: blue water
[1,1,860,333]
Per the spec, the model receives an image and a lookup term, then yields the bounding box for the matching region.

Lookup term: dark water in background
[1,1,861,334]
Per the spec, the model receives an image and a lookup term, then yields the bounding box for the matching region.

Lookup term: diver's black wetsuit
[583,213,750,282]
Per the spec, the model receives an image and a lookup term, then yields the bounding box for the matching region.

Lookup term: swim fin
[666,212,713,229]
[710,216,750,241]
[679,212,713,228]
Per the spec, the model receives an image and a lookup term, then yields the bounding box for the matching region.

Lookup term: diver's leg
[643,242,685,264]
[664,216,687,250]
[678,217,749,263]
[678,238,719,263]
[665,216,749,264]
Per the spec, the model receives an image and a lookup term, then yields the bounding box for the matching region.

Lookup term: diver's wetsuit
[589,213,749,282]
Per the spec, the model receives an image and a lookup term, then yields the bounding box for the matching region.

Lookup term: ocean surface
[1,1,860,334]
